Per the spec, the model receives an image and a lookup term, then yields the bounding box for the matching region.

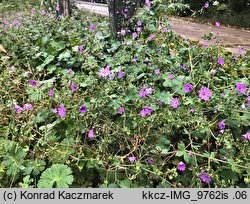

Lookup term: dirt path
[168,17,250,53]
[76,1,250,53]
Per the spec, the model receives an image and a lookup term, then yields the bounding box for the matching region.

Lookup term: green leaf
[227,158,241,173]
[108,183,119,188]
[47,65,57,74]
[183,152,192,164]
[176,143,186,157]
[119,179,132,188]
[151,136,170,155]
[155,91,171,104]
[49,40,66,53]
[18,175,34,188]
[58,50,71,61]
[23,160,46,176]
[2,146,27,177]
[38,164,74,188]
[176,151,184,157]
[220,169,239,180]
[34,108,49,123]
[36,55,55,71]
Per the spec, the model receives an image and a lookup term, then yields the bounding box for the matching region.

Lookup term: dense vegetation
[162,0,250,28]
[0,0,249,188]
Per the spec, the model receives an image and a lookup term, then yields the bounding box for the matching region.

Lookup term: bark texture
[108,0,145,37]
[59,0,71,17]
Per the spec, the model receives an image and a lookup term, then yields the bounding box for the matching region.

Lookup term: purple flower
[237,48,245,56]
[236,83,246,94]
[147,158,154,164]
[202,40,209,49]
[78,45,83,53]
[170,51,175,56]
[14,105,23,114]
[247,96,250,106]
[145,106,152,115]
[23,103,33,111]
[137,20,142,26]
[98,66,110,77]
[165,26,171,31]
[149,33,155,40]
[48,89,55,96]
[154,68,160,75]
[140,106,152,117]
[217,57,224,65]
[168,74,175,80]
[52,109,57,114]
[180,64,188,70]
[199,171,211,184]
[145,0,151,8]
[31,8,36,15]
[128,156,136,162]
[204,2,209,9]
[215,22,220,27]
[210,69,216,75]
[56,5,60,11]
[117,165,123,170]
[131,58,137,63]
[67,69,74,74]
[40,9,46,15]
[88,129,94,138]
[90,24,95,31]
[71,84,78,92]
[58,105,66,118]
[29,80,37,87]
[177,162,186,172]
[219,129,224,135]
[140,109,147,117]
[190,108,195,112]
[109,74,115,80]
[242,132,250,141]
[117,71,125,78]
[39,82,44,87]
[145,88,154,95]
[170,98,179,109]
[218,121,225,130]
[132,32,138,39]
[199,87,212,101]
[79,106,87,114]
[137,27,142,32]
[138,89,147,98]
[184,83,193,93]
[158,100,164,106]
[120,29,126,36]
[118,107,125,115]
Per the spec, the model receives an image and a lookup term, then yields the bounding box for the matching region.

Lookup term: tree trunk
[108,0,145,37]
[58,0,71,17]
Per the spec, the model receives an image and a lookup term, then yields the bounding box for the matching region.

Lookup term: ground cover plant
[0,0,249,188]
